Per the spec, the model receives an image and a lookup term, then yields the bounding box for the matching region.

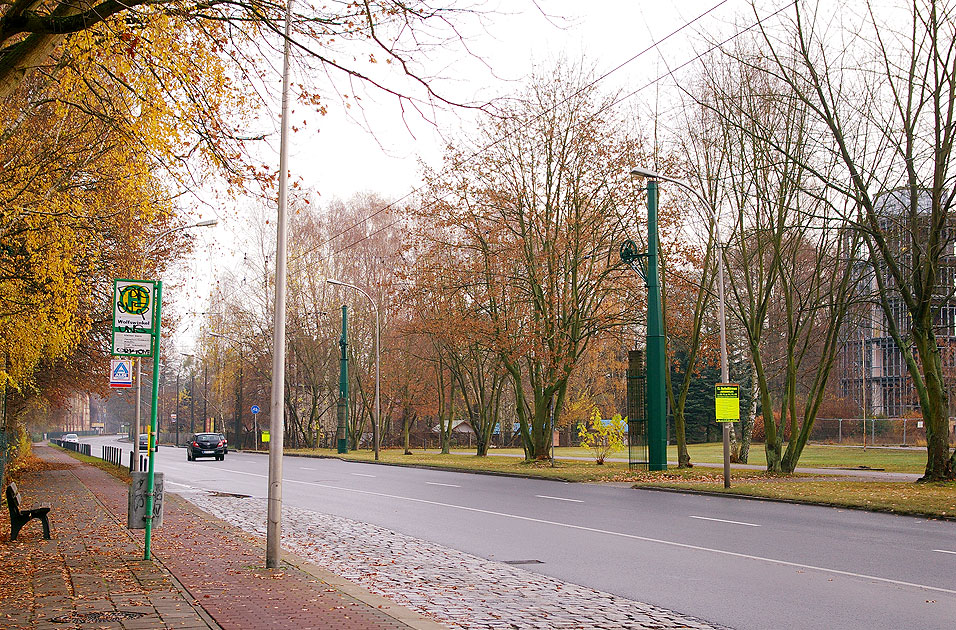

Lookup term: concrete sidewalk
[1,445,447,630]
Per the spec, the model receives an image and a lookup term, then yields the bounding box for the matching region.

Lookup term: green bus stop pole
[645,181,667,471]
[144,281,162,559]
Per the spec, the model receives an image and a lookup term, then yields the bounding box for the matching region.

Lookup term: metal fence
[50,439,92,456]
[811,418,956,447]
[102,445,124,467]
[50,440,145,471]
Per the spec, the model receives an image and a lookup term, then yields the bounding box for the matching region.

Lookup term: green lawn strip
[289,448,645,482]
[287,448,808,483]
[404,443,927,473]
[658,442,926,473]
[50,443,132,482]
[635,479,956,518]
[290,447,954,517]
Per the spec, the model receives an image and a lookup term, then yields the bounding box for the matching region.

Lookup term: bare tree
[753,0,956,480]
[693,39,861,472]
[417,64,641,461]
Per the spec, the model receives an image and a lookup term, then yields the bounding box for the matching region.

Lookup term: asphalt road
[80,435,956,630]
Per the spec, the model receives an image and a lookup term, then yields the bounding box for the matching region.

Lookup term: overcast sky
[173,0,773,349]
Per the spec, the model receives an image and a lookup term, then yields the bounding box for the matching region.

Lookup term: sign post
[143,282,162,559]
[112,279,162,559]
[251,405,260,451]
[715,383,740,488]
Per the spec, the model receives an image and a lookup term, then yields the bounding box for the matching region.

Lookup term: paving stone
[189,494,732,630]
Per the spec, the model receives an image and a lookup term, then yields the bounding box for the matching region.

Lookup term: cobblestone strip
[187,495,730,630]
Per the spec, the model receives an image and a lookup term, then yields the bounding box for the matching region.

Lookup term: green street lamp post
[630,167,667,471]
[631,166,732,485]
[337,305,349,453]
[328,278,380,461]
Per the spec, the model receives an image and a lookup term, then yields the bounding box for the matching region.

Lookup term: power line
[324,0,796,261]
[290,0,734,264]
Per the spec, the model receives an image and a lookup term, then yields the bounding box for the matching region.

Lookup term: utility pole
[266,0,294,570]
[203,362,208,433]
[235,348,243,449]
[189,371,195,434]
[174,366,180,447]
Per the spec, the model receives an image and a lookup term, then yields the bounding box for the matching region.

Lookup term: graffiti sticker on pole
[112,279,157,357]
[715,383,740,423]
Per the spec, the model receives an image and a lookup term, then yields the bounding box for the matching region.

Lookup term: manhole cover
[209,491,252,498]
[50,611,146,623]
[502,559,544,565]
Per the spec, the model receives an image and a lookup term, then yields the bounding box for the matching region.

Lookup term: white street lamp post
[133,218,218,470]
[327,278,380,461]
[266,0,294,570]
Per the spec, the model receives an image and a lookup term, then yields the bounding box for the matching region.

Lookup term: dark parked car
[187,433,227,461]
[138,433,158,452]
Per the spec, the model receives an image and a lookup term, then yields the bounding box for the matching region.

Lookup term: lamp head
[629,166,661,180]
[327,278,344,287]
[194,219,218,227]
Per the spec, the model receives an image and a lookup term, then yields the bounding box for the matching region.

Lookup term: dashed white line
[351,473,376,478]
[426,482,461,488]
[933,549,956,555]
[213,467,956,596]
[535,495,584,503]
[299,467,317,471]
[689,515,760,527]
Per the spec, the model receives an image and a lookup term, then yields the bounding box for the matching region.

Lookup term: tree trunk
[735,359,758,464]
[913,326,954,481]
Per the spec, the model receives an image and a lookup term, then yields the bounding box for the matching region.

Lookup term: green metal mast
[645,181,667,470]
[336,305,349,453]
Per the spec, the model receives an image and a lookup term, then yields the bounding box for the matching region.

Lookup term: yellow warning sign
[261,430,270,443]
[715,383,740,422]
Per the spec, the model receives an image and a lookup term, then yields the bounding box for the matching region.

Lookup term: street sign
[261,430,270,443]
[112,279,157,357]
[251,405,260,414]
[715,383,740,422]
[110,359,133,388]
[170,413,177,423]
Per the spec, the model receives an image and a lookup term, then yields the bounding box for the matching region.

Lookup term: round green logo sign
[118,285,150,315]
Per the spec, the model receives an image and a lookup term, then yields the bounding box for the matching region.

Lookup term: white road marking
[213,467,956,596]
[351,473,376,478]
[689,515,760,527]
[299,467,317,471]
[426,482,461,488]
[536,495,584,503]
[933,549,956,555]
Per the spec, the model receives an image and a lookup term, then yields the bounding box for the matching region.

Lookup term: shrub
[577,410,625,465]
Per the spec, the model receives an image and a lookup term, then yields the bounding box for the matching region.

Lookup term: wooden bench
[5,482,51,541]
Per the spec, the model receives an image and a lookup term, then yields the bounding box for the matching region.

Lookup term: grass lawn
[388,442,928,474]
[287,445,954,519]
[667,442,928,474]
[638,478,956,519]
